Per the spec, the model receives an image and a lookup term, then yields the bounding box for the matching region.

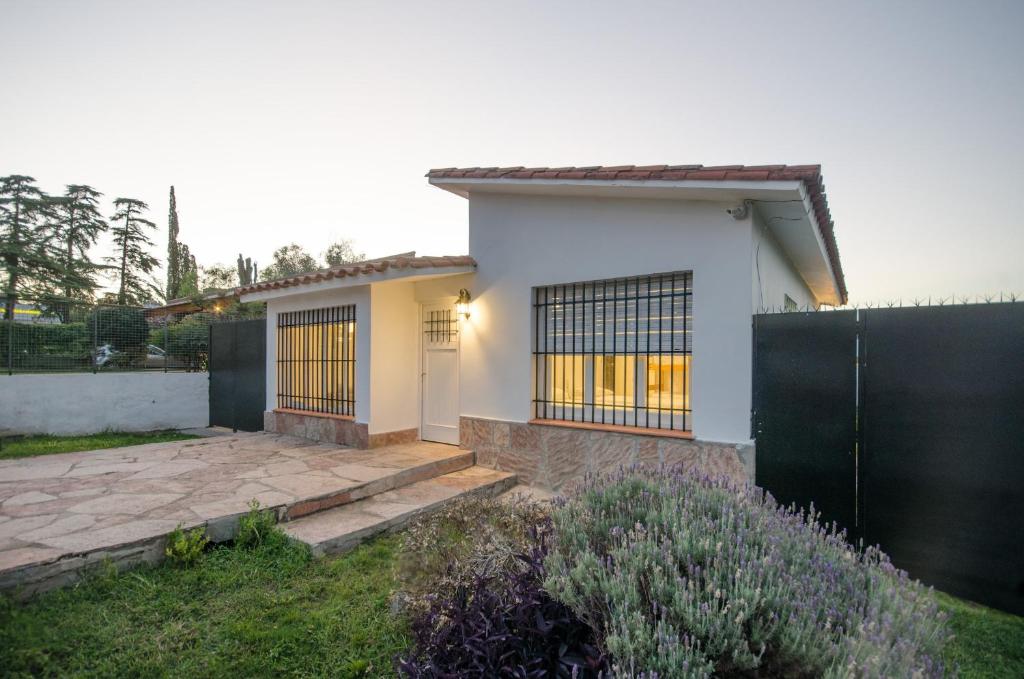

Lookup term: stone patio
[0,432,478,596]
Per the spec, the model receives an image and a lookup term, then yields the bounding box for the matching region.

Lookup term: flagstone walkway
[0,432,473,595]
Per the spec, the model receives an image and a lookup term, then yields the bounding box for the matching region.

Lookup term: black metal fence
[0,299,261,374]
[753,301,1024,615]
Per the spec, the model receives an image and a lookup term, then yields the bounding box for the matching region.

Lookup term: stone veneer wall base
[264,410,373,448]
[460,416,754,492]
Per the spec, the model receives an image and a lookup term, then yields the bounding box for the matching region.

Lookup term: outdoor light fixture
[456,288,472,319]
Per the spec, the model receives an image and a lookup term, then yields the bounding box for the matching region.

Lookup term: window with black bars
[276,305,356,416]
[533,272,692,431]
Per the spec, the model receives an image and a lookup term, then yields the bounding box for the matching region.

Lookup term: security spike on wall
[757,291,1021,315]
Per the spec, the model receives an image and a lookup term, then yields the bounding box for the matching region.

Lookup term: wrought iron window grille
[533,271,693,432]
[276,305,355,416]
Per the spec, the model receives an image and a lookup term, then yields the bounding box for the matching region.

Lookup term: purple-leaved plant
[397,527,608,678]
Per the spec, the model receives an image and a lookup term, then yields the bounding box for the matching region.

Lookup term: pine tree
[107,198,161,306]
[166,186,180,299]
[0,175,66,319]
[51,185,108,306]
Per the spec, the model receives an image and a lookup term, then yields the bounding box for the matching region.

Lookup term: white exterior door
[421,302,460,444]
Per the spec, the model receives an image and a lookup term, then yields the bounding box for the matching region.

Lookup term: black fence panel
[209,319,266,432]
[753,311,859,536]
[862,304,1024,614]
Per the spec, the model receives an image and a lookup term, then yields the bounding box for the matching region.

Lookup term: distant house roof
[427,164,847,304]
[143,290,238,318]
[237,254,476,295]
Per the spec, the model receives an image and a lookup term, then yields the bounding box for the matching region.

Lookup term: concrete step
[281,466,518,557]
[279,446,475,522]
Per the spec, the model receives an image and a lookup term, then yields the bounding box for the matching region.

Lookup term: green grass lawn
[0,536,409,678]
[1,531,1021,678]
[938,591,1024,678]
[0,430,199,460]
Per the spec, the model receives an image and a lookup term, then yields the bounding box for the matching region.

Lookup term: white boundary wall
[0,372,209,435]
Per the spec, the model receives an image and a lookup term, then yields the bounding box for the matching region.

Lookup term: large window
[277,305,356,416]
[533,272,692,432]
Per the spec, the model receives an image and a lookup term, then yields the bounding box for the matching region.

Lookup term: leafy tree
[201,264,237,291]
[0,175,67,319]
[106,198,161,306]
[324,238,365,266]
[260,243,319,281]
[237,253,257,285]
[166,186,181,299]
[50,185,108,308]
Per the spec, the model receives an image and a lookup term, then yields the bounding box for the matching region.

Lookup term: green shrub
[0,321,92,370]
[545,468,952,678]
[164,524,209,566]
[91,306,149,353]
[236,499,285,549]
[149,317,210,369]
[396,493,550,616]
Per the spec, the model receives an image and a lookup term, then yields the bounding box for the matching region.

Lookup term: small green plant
[235,499,283,549]
[164,524,208,566]
[396,493,551,617]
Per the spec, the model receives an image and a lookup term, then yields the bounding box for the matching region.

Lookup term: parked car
[145,344,167,368]
[94,344,174,369]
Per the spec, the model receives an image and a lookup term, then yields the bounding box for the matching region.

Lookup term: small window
[784,294,798,312]
[533,272,692,432]
[276,305,356,416]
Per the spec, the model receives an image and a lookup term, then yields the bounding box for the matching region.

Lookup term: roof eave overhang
[238,265,476,303]
[430,177,843,306]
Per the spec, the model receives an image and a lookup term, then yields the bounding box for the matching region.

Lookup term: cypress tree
[166,186,180,299]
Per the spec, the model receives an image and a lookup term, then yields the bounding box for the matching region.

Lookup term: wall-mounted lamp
[456,288,472,319]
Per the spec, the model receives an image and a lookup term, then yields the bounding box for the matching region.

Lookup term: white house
[238,164,846,490]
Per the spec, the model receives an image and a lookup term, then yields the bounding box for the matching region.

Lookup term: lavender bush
[544,467,951,678]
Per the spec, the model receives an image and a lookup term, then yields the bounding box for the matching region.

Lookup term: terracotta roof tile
[237,254,476,295]
[426,163,847,303]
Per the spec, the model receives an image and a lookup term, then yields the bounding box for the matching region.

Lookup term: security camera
[727,200,752,220]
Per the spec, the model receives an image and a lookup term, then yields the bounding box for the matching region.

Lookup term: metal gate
[753,303,1024,615]
[752,311,859,536]
[209,319,266,432]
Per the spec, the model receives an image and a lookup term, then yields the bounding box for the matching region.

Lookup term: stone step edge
[279,449,476,521]
[283,470,519,558]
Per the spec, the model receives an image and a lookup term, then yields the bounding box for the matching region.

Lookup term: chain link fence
[1,298,264,374]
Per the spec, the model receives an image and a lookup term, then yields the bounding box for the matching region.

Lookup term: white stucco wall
[463,192,755,444]
[264,286,371,423]
[368,281,419,434]
[0,372,209,435]
[751,212,817,312]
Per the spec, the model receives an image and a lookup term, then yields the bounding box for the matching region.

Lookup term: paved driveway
[0,432,465,592]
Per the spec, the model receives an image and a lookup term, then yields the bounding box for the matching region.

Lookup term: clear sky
[2,0,1022,305]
